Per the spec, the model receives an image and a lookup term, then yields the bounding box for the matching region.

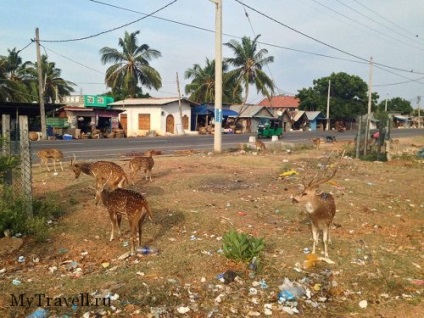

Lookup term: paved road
[29,128,424,162]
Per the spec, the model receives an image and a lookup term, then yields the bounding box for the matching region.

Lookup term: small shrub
[222,229,265,263]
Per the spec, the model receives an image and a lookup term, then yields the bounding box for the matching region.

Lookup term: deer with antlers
[96,175,153,255]
[128,150,155,183]
[37,148,64,173]
[292,159,338,258]
[71,155,129,204]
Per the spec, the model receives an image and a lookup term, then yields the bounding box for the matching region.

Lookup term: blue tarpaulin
[193,104,238,117]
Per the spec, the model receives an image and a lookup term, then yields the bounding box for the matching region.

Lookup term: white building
[109,97,198,137]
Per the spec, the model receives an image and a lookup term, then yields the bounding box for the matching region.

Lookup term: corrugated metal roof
[305,111,326,121]
[292,110,306,122]
[230,105,275,118]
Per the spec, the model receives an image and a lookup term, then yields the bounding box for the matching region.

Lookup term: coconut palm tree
[100,30,162,98]
[184,58,241,104]
[0,48,32,102]
[224,34,275,113]
[26,55,75,103]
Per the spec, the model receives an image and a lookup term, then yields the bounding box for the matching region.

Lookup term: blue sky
[1,0,423,107]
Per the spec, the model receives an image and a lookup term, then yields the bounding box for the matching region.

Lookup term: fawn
[255,139,266,151]
[312,138,321,150]
[96,178,153,255]
[292,162,338,258]
[71,155,128,204]
[37,148,64,173]
[129,150,155,183]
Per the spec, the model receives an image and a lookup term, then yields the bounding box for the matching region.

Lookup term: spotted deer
[96,177,153,255]
[128,150,155,183]
[312,138,321,151]
[292,162,338,258]
[37,148,64,173]
[71,155,129,204]
[255,139,266,151]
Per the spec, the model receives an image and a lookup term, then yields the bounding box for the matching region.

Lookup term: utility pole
[176,72,185,135]
[326,80,331,131]
[364,57,373,156]
[418,96,421,128]
[35,28,47,140]
[213,0,223,153]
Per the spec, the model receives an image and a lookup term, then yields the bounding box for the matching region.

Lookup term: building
[109,97,198,137]
[258,95,300,114]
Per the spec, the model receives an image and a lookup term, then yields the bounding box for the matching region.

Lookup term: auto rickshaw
[257,119,283,139]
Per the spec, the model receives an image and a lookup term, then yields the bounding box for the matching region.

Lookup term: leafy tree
[100,30,162,98]
[296,72,379,120]
[25,55,75,103]
[184,58,242,104]
[377,97,413,114]
[224,35,275,113]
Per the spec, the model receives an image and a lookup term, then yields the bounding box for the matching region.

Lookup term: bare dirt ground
[1,136,423,317]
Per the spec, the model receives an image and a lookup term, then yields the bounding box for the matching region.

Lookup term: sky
[1,0,424,107]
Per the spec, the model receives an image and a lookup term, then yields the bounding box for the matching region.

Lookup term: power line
[39,0,179,43]
[234,0,424,75]
[333,0,424,52]
[352,0,424,43]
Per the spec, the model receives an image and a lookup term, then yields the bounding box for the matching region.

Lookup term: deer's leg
[45,159,50,171]
[322,227,329,258]
[138,210,148,245]
[148,169,152,181]
[311,224,319,255]
[94,178,101,205]
[116,213,122,235]
[52,160,57,173]
[59,160,63,171]
[109,210,117,241]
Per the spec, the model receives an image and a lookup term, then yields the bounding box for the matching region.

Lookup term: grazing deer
[292,163,338,258]
[255,139,266,151]
[71,155,128,204]
[96,178,153,255]
[37,148,64,173]
[129,150,155,183]
[312,138,321,150]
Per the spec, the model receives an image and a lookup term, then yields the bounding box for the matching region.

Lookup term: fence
[1,114,33,217]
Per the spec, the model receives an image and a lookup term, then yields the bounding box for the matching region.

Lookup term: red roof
[259,95,299,108]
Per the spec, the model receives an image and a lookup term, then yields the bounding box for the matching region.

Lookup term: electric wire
[234,0,424,75]
[39,0,178,43]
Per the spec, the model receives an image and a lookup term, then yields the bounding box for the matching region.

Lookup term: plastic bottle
[26,308,49,318]
[136,246,159,255]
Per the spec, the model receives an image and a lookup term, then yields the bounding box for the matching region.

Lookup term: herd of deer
[37,148,155,254]
[36,146,339,258]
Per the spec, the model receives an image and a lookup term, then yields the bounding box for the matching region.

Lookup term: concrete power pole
[176,72,185,135]
[213,0,223,153]
[326,80,331,131]
[35,28,47,140]
[418,96,421,128]
[364,57,373,156]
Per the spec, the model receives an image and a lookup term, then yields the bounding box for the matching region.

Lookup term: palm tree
[184,58,241,104]
[0,48,31,102]
[100,30,162,98]
[224,34,275,114]
[26,55,75,103]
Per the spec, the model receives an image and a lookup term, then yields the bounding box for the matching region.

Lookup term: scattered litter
[122,241,129,247]
[118,251,131,260]
[280,169,298,177]
[318,257,336,264]
[359,300,368,308]
[238,211,247,216]
[101,262,110,268]
[249,287,258,295]
[18,256,25,263]
[12,279,22,285]
[26,307,49,318]
[177,306,190,314]
[0,268,6,274]
[303,247,310,254]
[48,266,57,273]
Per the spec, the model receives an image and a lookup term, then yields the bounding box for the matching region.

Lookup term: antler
[307,152,338,188]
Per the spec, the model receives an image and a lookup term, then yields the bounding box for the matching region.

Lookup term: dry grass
[1,137,423,317]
